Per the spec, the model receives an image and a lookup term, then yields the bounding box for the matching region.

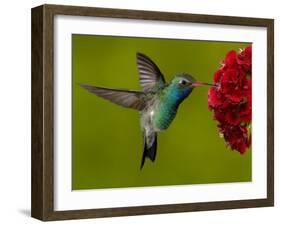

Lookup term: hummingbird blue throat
[80,52,214,169]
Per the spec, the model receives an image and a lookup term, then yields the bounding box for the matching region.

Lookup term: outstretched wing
[136,52,166,92]
[80,84,145,111]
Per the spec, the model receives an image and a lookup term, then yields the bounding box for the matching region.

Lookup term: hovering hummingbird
[80,53,213,169]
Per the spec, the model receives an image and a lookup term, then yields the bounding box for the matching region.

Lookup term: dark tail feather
[140,133,157,169]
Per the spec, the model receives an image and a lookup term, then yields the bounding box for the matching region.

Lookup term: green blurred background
[72,34,251,190]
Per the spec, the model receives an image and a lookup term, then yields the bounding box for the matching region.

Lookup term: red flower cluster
[208,46,252,154]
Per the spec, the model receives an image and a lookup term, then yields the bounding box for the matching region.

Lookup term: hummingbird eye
[179,79,188,86]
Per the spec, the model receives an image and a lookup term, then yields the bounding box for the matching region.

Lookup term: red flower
[220,68,248,103]
[208,87,225,109]
[239,102,252,123]
[218,124,250,154]
[238,46,252,73]
[214,69,224,83]
[225,102,251,125]
[223,50,238,69]
[208,45,252,154]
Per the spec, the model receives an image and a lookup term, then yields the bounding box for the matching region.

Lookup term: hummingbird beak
[191,82,215,87]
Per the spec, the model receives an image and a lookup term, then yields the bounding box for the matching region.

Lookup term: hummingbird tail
[140,132,157,169]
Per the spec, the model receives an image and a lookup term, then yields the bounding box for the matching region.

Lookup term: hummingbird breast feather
[153,106,177,131]
[141,97,177,133]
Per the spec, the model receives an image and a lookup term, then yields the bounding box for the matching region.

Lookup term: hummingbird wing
[80,84,145,111]
[136,52,166,92]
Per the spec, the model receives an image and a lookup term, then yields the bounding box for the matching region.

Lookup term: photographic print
[72,35,252,190]
[31,4,273,220]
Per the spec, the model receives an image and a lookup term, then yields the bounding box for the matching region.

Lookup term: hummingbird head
[167,73,196,102]
[169,73,214,102]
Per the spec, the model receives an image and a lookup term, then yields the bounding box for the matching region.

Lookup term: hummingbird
[80,53,213,169]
